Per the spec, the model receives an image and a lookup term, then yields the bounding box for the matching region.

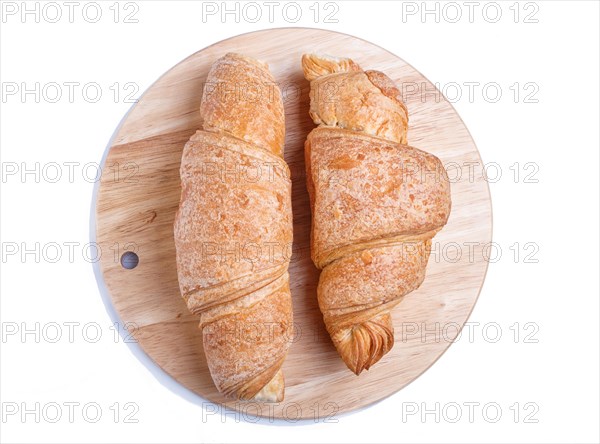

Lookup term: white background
[1,1,599,443]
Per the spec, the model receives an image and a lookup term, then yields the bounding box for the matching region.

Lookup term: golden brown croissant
[174,53,293,401]
[302,54,451,374]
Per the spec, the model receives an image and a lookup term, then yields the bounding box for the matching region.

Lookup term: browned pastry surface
[174,53,293,400]
[302,54,451,374]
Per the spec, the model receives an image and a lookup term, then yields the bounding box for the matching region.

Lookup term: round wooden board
[95,28,492,420]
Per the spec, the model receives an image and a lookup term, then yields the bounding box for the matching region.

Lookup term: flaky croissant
[174,53,293,401]
[302,54,451,374]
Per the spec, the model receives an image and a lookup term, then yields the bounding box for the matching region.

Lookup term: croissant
[174,53,293,401]
[302,54,451,374]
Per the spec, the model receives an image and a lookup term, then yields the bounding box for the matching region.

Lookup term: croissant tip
[250,369,285,403]
[331,312,395,375]
[301,53,361,81]
[230,368,285,403]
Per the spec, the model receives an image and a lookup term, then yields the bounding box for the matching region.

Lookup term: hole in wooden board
[120,251,139,270]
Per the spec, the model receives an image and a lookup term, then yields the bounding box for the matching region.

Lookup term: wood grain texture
[95,29,492,419]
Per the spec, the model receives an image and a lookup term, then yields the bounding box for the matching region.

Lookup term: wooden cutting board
[95,28,492,420]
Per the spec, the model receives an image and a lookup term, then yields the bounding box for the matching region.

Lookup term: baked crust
[303,54,408,145]
[174,53,293,401]
[302,54,451,374]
